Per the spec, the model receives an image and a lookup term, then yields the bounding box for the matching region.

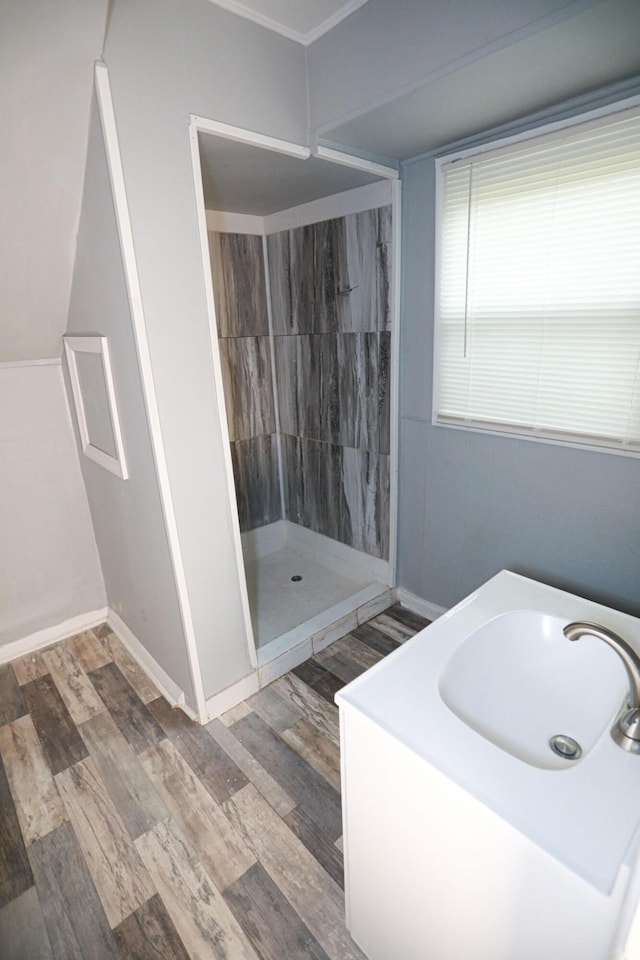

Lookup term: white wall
[97,0,308,699]
[0,363,106,645]
[0,0,107,361]
[66,96,198,707]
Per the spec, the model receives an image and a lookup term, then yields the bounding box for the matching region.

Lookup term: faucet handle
[619,708,640,741]
[611,707,640,753]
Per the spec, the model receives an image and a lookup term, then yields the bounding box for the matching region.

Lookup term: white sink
[438,609,627,769]
[336,572,640,960]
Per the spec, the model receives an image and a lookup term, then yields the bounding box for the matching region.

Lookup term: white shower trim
[314,145,399,179]
[192,115,310,159]
[205,179,393,236]
[0,607,108,666]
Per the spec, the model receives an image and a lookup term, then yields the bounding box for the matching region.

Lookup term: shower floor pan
[241,522,392,674]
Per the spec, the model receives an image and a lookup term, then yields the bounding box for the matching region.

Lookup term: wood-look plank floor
[0,603,429,959]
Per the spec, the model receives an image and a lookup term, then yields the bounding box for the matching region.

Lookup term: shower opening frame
[188,114,401,716]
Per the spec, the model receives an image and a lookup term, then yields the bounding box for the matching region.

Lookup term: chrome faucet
[564,621,640,754]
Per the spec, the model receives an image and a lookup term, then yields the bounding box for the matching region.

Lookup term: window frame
[432,92,640,459]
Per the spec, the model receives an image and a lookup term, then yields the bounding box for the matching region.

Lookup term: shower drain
[549,734,582,760]
[291,575,302,582]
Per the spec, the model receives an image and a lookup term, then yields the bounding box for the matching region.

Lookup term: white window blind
[435,103,640,452]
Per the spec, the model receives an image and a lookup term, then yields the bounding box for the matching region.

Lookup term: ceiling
[199,0,640,214]
[198,133,383,215]
[322,0,640,160]
[206,0,368,45]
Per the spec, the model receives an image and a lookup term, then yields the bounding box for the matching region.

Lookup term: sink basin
[438,610,627,769]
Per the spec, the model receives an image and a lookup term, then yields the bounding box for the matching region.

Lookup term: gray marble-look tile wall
[210,205,392,551]
[209,232,269,337]
[281,435,390,560]
[210,231,281,532]
[230,435,281,533]
[218,337,275,442]
[274,332,390,454]
[267,207,391,335]
[268,206,392,558]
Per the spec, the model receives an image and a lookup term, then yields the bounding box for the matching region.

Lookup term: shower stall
[196,124,399,691]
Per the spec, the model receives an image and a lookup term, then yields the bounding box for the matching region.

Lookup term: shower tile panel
[275,333,389,454]
[274,335,337,443]
[312,217,351,333]
[265,231,292,334]
[268,206,392,336]
[219,337,276,441]
[282,435,389,559]
[344,207,391,333]
[209,232,269,338]
[231,435,281,532]
[267,227,315,335]
[342,445,390,561]
[282,435,344,551]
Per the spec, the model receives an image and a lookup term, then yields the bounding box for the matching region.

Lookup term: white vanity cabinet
[338,703,625,960]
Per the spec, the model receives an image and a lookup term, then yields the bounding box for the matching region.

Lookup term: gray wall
[100,0,307,698]
[66,100,197,706]
[398,145,640,618]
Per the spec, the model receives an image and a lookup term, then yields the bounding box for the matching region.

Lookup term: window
[434,101,640,453]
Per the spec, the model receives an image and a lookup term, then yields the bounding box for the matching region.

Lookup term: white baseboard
[0,607,108,666]
[395,588,447,622]
[106,608,191,715]
[204,671,261,721]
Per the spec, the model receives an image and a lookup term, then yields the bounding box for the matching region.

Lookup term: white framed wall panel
[64,334,128,479]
